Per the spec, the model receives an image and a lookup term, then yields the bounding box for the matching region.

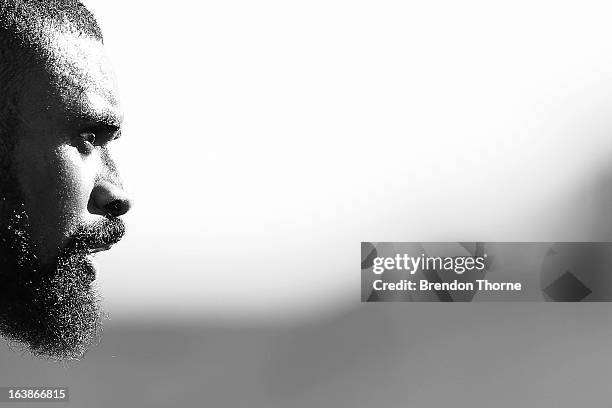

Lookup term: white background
[83,0,612,323]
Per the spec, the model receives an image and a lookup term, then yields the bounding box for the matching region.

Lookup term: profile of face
[0,27,130,360]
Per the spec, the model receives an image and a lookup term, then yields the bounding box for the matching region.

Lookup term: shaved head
[0,0,102,41]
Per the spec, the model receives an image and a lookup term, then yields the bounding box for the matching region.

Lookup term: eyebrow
[72,109,123,133]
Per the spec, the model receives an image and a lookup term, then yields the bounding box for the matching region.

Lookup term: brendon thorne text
[373,279,522,292]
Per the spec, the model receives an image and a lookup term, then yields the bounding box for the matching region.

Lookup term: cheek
[52,147,98,224]
[15,143,98,258]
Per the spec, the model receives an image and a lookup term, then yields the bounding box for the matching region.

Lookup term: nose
[88,180,131,217]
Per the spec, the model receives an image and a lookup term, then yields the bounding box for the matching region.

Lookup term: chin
[0,234,106,361]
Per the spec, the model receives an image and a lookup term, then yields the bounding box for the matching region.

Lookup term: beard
[0,177,125,361]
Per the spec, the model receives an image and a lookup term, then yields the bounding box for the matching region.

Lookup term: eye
[76,132,96,154]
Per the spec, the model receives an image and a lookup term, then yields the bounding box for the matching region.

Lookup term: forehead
[21,29,122,127]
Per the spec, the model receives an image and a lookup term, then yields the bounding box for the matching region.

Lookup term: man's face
[0,30,130,360]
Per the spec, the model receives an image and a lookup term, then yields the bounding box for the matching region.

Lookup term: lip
[87,243,114,254]
[84,253,99,283]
